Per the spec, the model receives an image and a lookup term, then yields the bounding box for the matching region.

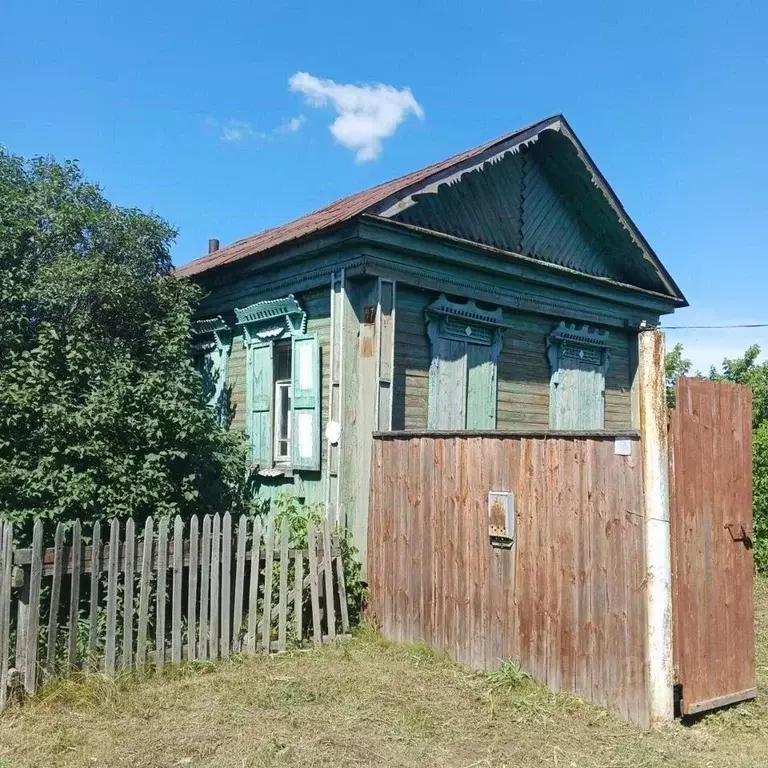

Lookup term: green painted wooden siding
[392,286,634,431]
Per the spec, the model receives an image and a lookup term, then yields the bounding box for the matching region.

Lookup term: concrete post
[638,329,674,723]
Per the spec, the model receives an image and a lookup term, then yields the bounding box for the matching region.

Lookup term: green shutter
[427,337,467,429]
[467,344,497,429]
[248,341,273,466]
[550,359,605,430]
[291,334,320,470]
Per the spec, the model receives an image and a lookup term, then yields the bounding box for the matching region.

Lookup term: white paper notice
[298,343,313,391]
[297,411,313,459]
[614,438,632,456]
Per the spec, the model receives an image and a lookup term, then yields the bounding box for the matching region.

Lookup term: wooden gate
[669,377,756,715]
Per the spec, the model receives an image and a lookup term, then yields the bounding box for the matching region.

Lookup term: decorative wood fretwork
[235,295,307,343]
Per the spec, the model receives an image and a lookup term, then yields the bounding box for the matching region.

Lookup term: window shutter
[466,343,497,429]
[427,337,467,429]
[248,341,274,466]
[291,334,320,470]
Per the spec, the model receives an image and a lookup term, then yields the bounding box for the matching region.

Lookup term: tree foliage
[665,342,692,408]
[0,148,247,529]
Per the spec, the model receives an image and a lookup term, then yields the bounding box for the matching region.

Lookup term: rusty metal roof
[175,116,561,278]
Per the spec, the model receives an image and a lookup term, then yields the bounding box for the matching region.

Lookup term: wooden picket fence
[0,511,350,708]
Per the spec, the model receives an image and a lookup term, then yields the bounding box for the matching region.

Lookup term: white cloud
[288,72,424,162]
[207,115,306,143]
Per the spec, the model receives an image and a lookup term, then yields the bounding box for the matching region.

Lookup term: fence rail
[0,511,350,708]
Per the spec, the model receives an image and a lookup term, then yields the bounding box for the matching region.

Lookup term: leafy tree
[665,342,692,408]
[0,148,247,530]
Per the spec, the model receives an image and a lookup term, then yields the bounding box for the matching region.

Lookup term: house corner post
[638,328,674,724]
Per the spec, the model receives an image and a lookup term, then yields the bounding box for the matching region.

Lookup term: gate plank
[322,515,336,640]
[294,550,303,643]
[209,514,221,659]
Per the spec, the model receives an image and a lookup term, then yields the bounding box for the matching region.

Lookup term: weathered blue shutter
[427,338,467,429]
[550,359,605,430]
[291,334,320,470]
[466,344,497,429]
[248,341,273,466]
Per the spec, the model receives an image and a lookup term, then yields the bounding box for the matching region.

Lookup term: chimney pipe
[208,238,220,254]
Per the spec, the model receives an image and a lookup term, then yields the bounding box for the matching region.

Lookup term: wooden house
[177,114,687,562]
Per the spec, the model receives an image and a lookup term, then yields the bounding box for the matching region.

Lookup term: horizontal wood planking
[368,432,649,728]
[670,378,755,716]
[392,286,635,432]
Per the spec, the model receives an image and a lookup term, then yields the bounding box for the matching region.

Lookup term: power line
[662,323,768,330]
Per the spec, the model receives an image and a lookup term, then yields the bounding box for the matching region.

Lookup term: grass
[0,578,765,768]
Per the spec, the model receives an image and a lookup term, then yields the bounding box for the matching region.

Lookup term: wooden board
[670,378,756,716]
[367,432,649,728]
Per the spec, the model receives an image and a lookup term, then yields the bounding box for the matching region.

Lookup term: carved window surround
[546,322,611,383]
[235,295,308,343]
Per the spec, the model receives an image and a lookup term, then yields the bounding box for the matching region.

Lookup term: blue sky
[2,0,767,371]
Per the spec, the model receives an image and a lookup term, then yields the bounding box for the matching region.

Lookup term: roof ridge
[175,115,562,278]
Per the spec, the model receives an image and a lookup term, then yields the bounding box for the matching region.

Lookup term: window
[547,322,611,430]
[426,295,504,430]
[273,343,292,463]
[235,296,321,473]
[191,316,231,425]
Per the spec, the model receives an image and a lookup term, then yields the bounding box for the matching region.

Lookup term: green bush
[0,148,248,532]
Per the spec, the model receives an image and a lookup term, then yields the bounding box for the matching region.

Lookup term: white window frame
[273,380,292,464]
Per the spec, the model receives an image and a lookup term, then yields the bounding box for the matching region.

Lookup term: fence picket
[123,518,135,670]
[322,515,336,641]
[199,515,211,660]
[334,541,350,634]
[247,517,261,653]
[172,516,184,664]
[233,515,247,653]
[67,520,82,671]
[294,550,303,644]
[220,512,232,658]
[88,520,102,667]
[307,520,322,645]
[24,520,43,694]
[261,513,275,653]
[105,519,120,675]
[156,517,169,669]
[277,518,289,652]
[136,518,153,667]
[45,522,65,676]
[210,514,221,659]
[0,523,12,709]
[187,515,199,662]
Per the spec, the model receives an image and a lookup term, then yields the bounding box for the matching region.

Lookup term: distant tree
[665,342,692,408]
[0,148,247,531]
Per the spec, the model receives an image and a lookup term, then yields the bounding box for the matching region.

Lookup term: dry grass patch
[0,580,766,768]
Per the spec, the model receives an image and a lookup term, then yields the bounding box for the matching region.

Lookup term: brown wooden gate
[669,377,756,715]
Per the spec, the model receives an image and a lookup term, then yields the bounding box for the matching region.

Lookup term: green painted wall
[392,285,635,432]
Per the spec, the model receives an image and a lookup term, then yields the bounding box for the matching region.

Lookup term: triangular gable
[177,115,685,304]
[371,120,680,299]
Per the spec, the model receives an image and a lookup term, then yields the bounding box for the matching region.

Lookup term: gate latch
[725,523,753,542]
